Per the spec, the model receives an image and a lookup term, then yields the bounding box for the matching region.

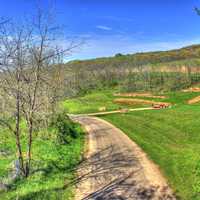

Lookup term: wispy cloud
[100,16,135,22]
[96,25,112,31]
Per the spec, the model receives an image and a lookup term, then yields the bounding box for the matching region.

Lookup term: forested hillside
[62,44,200,95]
[67,44,200,69]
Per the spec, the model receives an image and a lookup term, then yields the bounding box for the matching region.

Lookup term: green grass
[0,118,84,200]
[61,90,118,114]
[61,90,150,114]
[61,89,200,199]
[101,105,200,200]
[62,89,200,114]
[2,90,200,199]
[131,91,200,105]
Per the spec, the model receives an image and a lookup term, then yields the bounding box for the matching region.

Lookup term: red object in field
[152,103,168,109]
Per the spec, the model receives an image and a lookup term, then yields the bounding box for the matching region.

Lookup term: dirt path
[188,95,200,104]
[72,116,176,200]
[71,107,154,117]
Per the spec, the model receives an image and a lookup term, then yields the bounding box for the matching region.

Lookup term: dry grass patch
[114,92,166,99]
[113,98,170,106]
[182,87,200,92]
[188,96,200,104]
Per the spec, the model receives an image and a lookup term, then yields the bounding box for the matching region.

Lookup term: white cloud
[96,25,112,31]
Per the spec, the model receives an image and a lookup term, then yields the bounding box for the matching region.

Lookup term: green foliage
[67,44,200,69]
[0,113,84,200]
[115,53,124,57]
[120,72,200,92]
[51,112,81,144]
[63,45,200,96]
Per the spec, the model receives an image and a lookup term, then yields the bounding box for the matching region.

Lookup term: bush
[51,112,80,144]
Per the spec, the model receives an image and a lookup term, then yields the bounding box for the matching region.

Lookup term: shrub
[51,112,80,144]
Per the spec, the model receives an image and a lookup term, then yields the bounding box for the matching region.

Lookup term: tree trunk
[25,118,33,177]
[15,90,25,176]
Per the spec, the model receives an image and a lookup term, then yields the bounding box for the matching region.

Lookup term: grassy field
[62,89,200,114]
[60,90,173,114]
[63,89,200,199]
[101,102,200,199]
[0,116,84,200]
[2,89,200,199]
[61,90,118,114]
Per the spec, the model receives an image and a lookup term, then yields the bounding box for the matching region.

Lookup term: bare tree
[0,8,78,177]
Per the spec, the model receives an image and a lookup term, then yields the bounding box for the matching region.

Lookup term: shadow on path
[71,116,176,200]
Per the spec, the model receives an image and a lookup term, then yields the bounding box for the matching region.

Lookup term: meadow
[102,105,200,199]
[61,90,149,114]
[62,88,200,113]
[63,89,200,199]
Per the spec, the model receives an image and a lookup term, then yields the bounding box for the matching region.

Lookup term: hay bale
[98,107,106,112]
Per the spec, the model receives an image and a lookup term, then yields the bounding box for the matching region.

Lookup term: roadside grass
[0,117,84,200]
[101,105,200,200]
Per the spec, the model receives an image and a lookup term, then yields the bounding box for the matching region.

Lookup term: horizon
[66,43,200,62]
[0,0,200,61]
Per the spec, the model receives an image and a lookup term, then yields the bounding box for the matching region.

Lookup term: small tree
[0,8,78,177]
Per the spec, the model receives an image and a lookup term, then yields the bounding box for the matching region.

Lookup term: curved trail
[73,116,175,200]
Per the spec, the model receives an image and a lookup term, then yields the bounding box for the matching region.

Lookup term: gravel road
[73,116,176,200]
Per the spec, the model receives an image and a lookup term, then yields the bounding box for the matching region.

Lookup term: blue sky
[0,0,200,60]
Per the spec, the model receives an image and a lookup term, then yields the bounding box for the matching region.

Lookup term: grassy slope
[62,88,200,114]
[61,90,161,114]
[62,88,200,199]
[61,90,119,114]
[0,121,84,200]
[101,98,200,200]
[2,90,200,199]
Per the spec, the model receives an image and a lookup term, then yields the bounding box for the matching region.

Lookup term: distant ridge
[66,44,200,70]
